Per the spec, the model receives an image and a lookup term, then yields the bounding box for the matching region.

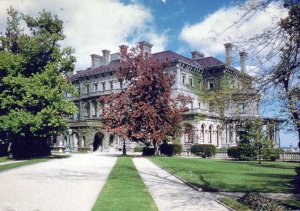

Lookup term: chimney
[90,54,102,69]
[119,45,128,56]
[139,41,153,57]
[239,52,247,72]
[224,43,233,66]
[102,49,110,66]
[191,51,205,60]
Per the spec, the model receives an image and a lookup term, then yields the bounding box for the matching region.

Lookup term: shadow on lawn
[292,166,300,195]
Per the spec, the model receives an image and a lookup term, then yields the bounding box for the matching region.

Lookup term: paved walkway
[133,157,229,211]
[0,153,117,211]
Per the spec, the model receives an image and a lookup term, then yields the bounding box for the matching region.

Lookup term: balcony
[80,89,122,99]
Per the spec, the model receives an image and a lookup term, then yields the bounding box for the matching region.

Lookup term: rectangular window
[110,81,114,90]
[86,85,90,94]
[120,81,123,89]
[93,83,98,92]
[208,81,214,89]
[198,103,201,109]
[182,74,186,85]
[102,82,106,91]
[189,77,194,87]
[238,103,245,113]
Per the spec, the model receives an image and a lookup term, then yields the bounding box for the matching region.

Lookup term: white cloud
[0,0,167,70]
[179,1,288,70]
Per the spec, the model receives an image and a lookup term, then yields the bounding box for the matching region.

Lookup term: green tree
[0,8,77,158]
[230,0,300,147]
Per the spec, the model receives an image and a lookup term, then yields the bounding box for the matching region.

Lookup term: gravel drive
[0,153,117,211]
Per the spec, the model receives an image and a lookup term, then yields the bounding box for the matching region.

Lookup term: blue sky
[0,0,297,147]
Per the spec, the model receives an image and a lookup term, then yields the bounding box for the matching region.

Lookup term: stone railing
[279,152,300,161]
[213,152,300,161]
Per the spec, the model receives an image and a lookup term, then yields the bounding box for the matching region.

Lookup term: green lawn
[150,157,299,193]
[219,197,251,211]
[0,158,49,172]
[0,157,10,163]
[92,156,158,211]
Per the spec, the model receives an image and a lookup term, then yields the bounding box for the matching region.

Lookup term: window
[93,83,98,92]
[102,82,106,91]
[189,77,194,87]
[198,103,201,109]
[238,103,245,114]
[86,85,90,94]
[110,81,114,90]
[120,81,123,89]
[208,80,214,89]
[182,74,186,85]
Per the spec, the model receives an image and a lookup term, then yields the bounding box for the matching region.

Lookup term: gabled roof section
[151,50,203,69]
[69,60,121,80]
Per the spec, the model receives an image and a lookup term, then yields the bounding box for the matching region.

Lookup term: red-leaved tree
[100,47,189,154]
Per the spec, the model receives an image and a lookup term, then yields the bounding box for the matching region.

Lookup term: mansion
[54,41,280,152]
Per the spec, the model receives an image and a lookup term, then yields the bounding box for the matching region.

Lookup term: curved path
[0,153,117,211]
[133,157,229,211]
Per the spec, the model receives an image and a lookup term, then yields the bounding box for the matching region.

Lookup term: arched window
[216,126,220,147]
[184,125,193,143]
[201,124,205,142]
[209,125,213,143]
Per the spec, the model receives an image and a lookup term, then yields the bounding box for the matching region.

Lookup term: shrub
[238,192,286,211]
[8,139,51,159]
[227,146,241,159]
[142,147,155,156]
[159,142,172,156]
[133,146,144,152]
[191,144,216,158]
[171,144,182,155]
[159,143,183,156]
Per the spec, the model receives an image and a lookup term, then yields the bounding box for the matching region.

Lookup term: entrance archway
[93,133,104,151]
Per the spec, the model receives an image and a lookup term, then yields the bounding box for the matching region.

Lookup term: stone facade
[55,41,280,152]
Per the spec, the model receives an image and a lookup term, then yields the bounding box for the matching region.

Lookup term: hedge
[190,144,216,158]
[133,146,144,152]
[159,143,182,156]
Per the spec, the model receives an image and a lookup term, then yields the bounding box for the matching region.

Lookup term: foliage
[227,146,242,159]
[232,0,300,147]
[171,144,183,155]
[191,144,216,158]
[238,192,286,211]
[8,139,51,159]
[151,157,299,193]
[133,145,144,152]
[92,157,158,211]
[100,47,189,146]
[159,142,182,156]
[0,8,77,158]
[142,147,155,156]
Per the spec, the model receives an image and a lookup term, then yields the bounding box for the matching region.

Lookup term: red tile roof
[194,57,225,68]
[70,50,204,81]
